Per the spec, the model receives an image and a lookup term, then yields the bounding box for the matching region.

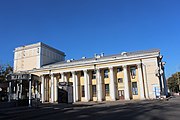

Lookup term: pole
[8,82,11,102]
[29,79,32,107]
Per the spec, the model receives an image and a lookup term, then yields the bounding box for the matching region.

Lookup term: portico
[39,62,146,103]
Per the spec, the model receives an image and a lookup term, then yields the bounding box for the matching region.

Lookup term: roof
[14,42,65,56]
[41,49,160,69]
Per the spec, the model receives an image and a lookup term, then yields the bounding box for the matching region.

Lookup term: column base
[111,98,116,101]
[125,98,130,100]
[140,97,145,100]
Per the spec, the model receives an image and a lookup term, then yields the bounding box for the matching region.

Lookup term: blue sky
[0,0,180,77]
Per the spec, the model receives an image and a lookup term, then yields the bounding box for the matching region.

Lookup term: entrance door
[118,90,124,100]
[58,88,68,103]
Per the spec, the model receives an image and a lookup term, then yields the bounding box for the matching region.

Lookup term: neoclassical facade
[12,42,167,103]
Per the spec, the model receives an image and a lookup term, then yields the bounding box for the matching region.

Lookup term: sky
[0,0,180,77]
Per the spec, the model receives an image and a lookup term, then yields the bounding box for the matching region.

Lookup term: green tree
[0,64,13,83]
[167,72,180,93]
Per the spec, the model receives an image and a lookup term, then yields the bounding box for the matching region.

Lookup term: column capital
[109,66,114,70]
[71,71,75,74]
[137,63,142,68]
[123,65,127,69]
[60,72,64,75]
[96,68,100,72]
[40,75,44,77]
[83,69,88,73]
[49,73,54,77]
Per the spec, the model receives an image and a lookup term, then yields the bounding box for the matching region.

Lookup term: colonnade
[40,64,145,103]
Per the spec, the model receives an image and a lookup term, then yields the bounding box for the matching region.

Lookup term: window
[92,70,96,79]
[92,85,96,97]
[130,67,136,78]
[82,85,85,97]
[132,82,138,95]
[104,69,109,78]
[81,71,84,76]
[117,67,123,72]
[105,84,110,96]
[118,78,123,83]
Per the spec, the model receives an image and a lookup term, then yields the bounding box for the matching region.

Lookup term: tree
[167,72,180,93]
[0,64,13,83]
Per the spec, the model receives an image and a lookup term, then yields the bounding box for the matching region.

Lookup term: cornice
[28,49,160,73]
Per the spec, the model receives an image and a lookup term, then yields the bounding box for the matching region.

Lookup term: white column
[84,70,90,101]
[35,81,38,99]
[138,64,145,99]
[8,82,11,102]
[61,72,64,82]
[64,73,68,82]
[19,80,22,99]
[41,75,45,103]
[72,71,76,103]
[16,83,19,100]
[142,64,149,99]
[123,65,130,100]
[109,67,116,101]
[28,80,32,107]
[97,68,103,101]
[51,74,54,103]
[75,72,79,101]
[54,76,58,102]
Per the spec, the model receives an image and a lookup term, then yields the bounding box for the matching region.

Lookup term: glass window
[82,85,85,97]
[117,67,123,72]
[105,84,110,96]
[130,67,136,78]
[118,78,123,83]
[92,70,96,79]
[132,82,138,95]
[104,69,109,78]
[92,85,96,97]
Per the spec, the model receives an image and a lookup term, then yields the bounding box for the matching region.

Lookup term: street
[0,96,180,120]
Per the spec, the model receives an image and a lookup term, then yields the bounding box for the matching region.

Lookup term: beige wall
[14,42,65,72]
[142,58,160,99]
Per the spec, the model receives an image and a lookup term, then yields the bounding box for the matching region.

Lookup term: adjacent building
[10,42,167,104]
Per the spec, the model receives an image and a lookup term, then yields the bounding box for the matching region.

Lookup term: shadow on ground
[0,96,180,120]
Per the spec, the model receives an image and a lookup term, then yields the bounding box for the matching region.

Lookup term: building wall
[142,58,160,99]
[31,56,162,103]
[14,45,40,72]
[13,42,65,72]
[14,43,163,103]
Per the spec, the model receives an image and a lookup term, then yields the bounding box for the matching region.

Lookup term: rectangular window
[132,82,138,95]
[92,70,96,79]
[104,69,109,78]
[117,67,123,72]
[105,84,110,96]
[92,85,96,97]
[82,85,85,97]
[130,66,136,78]
[118,78,123,83]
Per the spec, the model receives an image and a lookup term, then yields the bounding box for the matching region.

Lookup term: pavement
[0,96,180,120]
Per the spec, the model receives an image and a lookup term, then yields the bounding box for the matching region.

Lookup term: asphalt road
[0,96,180,120]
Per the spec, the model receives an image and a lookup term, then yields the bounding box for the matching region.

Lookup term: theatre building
[7,42,168,104]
